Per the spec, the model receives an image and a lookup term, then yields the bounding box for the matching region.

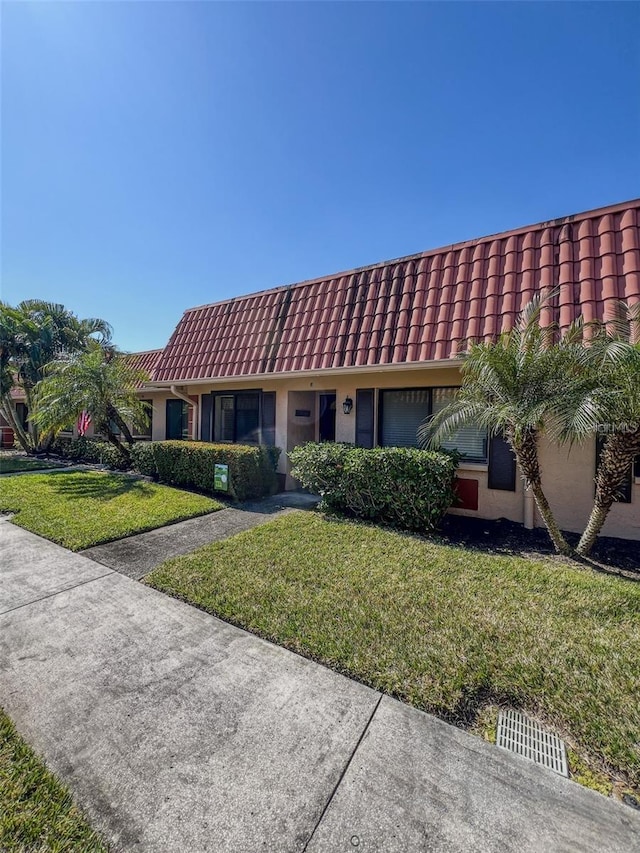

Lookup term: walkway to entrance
[81,492,318,579]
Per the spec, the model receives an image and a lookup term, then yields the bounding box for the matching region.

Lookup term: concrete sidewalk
[80,492,319,579]
[1,520,639,852]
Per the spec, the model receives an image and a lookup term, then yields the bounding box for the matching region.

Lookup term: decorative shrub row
[151,441,281,501]
[289,442,458,532]
[50,435,131,470]
[130,441,157,477]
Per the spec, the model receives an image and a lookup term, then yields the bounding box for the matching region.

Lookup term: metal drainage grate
[496,709,568,777]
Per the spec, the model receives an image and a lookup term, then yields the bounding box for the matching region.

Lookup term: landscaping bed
[439,514,640,577]
[0,709,107,852]
[0,470,222,550]
[146,511,640,794]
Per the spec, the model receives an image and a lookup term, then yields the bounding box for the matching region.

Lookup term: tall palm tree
[550,303,640,556]
[0,300,111,452]
[32,344,150,463]
[418,296,576,555]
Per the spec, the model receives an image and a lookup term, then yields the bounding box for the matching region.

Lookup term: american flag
[77,410,91,436]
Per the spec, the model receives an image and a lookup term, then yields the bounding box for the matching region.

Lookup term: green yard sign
[214,463,229,492]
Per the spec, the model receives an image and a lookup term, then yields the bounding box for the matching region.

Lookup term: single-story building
[138,198,640,541]
[5,199,640,540]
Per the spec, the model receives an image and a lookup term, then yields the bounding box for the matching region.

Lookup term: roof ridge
[182,197,640,314]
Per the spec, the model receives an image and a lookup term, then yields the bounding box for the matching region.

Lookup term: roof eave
[143,357,465,389]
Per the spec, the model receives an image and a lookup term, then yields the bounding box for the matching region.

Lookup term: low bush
[152,441,281,501]
[289,442,457,532]
[50,435,130,470]
[130,441,157,478]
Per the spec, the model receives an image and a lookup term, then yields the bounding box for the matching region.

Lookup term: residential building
[141,199,640,541]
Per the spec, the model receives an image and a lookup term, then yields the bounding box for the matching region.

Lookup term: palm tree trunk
[577,430,640,556]
[107,405,134,448]
[0,394,32,452]
[37,430,55,453]
[527,476,572,555]
[511,428,572,555]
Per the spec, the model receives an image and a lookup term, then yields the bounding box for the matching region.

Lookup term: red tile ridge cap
[181,197,640,315]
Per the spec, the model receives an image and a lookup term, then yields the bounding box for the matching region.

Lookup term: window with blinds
[380,389,430,448]
[379,387,488,462]
[431,388,487,462]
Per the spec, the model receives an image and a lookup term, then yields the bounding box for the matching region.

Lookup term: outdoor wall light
[343,396,354,415]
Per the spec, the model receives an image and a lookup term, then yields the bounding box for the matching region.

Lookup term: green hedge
[130,441,157,477]
[50,436,130,470]
[289,442,457,532]
[151,441,281,501]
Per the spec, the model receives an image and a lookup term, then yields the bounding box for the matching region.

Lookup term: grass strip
[0,470,222,550]
[0,709,107,852]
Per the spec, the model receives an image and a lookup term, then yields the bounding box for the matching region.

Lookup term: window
[134,400,153,439]
[379,387,487,462]
[202,391,269,444]
[209,392,260,444]
[380,389,430,448]
[431,389,487,462]
[166,399,188,440]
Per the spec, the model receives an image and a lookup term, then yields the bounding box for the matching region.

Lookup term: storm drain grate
[496,709,568,777]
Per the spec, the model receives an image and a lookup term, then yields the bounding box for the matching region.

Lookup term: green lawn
[146,511,640,792]
[0,709,107,852]
[0,455,64,474]
[0,470,222,550]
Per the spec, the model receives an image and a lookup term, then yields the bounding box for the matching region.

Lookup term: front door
[318,394,336,442]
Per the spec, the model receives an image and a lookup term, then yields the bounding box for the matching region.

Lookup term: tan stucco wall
[536,436,639,541]
[146,370,639,542]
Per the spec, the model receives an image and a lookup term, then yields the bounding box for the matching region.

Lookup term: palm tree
[32,344,151,463]
[0,300,112,452]
[550,303,640,556]
[418,296,575,555]
[0,303,34,450]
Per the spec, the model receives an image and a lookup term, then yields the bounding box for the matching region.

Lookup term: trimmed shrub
[130,441,157,478]
[152,441,281,501]
[50,435,130,470]
[289,442,457,532]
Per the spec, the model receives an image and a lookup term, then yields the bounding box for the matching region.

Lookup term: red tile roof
[153,199,640,382]
[123,349,163,388]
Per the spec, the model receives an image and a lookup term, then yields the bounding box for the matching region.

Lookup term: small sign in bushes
[153,441,280,501]
[214,463,229,492]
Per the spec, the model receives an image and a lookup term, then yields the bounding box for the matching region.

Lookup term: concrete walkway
[1,520,639,853]
[81,492,318,579]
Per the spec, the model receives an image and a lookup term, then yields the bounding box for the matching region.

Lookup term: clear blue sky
[3,1,639,352]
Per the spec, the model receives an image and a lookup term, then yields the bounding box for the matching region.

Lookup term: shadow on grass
[43,470,153,502]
